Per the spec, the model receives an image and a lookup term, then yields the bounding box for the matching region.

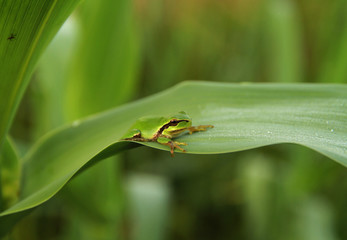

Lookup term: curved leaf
[0,0,82,147]
[1,81,347,217]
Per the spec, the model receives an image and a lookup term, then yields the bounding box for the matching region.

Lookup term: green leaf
[1,81,347,218]
[0,137,20,211]
[264,0,303,82]
[65,0,140,120]
[0,0,82,148]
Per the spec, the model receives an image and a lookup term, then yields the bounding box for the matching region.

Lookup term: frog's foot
[187,125,214,134]
[161,141,187,157]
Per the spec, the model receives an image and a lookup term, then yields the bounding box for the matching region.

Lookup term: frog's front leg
[157,136,187,156]
[167,125,214,137]
[186,125,214,134]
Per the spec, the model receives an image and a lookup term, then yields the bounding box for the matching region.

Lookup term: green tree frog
[121,111,213,156]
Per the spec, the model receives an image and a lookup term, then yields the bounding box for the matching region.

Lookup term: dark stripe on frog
[153,119,189,140]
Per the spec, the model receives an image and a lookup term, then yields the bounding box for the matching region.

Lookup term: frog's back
[123,116,167,139]
[136,116,167,138]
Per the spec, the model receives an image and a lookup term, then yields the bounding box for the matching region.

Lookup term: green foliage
[0,0,347,239]
[65,0,139,120]
[0,137,20,210]
[0,0,82,149]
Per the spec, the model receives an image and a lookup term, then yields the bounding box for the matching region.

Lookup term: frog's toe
[161,141,187,157]
[187,125,214,134]
[174,141,188,146]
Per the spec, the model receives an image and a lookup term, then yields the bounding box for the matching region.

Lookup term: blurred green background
[8,0,347,239]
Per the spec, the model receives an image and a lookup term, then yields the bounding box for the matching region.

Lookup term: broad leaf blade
[0,0,82,148]
[1,82,347,217]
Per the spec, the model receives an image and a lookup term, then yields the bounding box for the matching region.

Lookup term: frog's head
[166,111,192,131]
[170,111,190,121]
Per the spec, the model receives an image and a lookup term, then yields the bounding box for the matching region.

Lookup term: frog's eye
[170,119,180,124]
[170,119,189,125]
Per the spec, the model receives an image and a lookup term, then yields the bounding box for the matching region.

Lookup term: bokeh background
[9,0,347,239]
